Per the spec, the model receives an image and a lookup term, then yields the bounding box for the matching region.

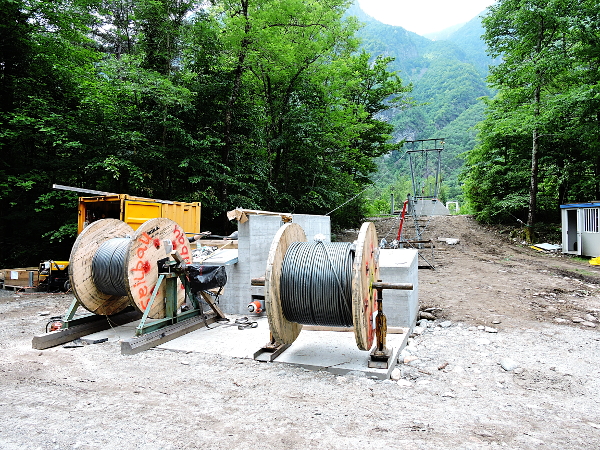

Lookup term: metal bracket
[60,298,98,329]
[254,339,291,362]
[134,253,218,337]
[369,285,393,369]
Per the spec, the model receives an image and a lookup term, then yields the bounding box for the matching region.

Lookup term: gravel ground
[1,215,600,449]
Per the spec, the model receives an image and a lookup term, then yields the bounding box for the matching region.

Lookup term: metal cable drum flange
[281,241,354,327]
[92,238,130,297]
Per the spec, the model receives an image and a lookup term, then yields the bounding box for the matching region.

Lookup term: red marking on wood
[137,246,147,259]
[172,225,191,263]
[132,261,146,281]
[131,233,157,310]
[139,283,157,310]
[139,285,150,298]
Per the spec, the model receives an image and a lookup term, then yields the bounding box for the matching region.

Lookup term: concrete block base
[379,249,419,330]
[156,316,408,379]
[79,315,409,379]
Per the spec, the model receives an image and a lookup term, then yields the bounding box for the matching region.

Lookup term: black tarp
[187,264,227,293]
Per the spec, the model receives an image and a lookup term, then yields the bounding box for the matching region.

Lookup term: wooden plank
[199,291,226,319]
[303,325,407,334]
[195,239,238,249]
[3,285,37,292]
[2,268,39,288]
[32,309,142,350]
[226,208,292,223]
[302,325,353,332]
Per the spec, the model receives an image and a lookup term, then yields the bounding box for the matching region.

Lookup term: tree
[209,0,411,223]
[481,0,576,240]
[0,0,410,266]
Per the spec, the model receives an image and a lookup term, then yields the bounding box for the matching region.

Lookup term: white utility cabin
[561,202,600,257]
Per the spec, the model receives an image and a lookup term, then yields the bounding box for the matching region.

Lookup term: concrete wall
[292,214,331,242]
[378,249,419,329]
[217,213,331,314]
[413,199,450,216]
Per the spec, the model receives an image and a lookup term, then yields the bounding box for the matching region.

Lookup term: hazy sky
[356,0,496,36]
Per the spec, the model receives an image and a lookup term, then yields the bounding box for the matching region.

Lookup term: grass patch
[572,268,596,277]
[570,256,591,264]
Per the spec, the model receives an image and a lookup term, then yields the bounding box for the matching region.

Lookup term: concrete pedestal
[379,249,419,329]
[218,214,331,315]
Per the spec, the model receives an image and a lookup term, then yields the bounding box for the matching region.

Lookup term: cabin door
[565,209,582,255]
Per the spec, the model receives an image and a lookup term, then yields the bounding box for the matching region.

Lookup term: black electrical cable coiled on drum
[280,241,354,327]
[92,238,130,296]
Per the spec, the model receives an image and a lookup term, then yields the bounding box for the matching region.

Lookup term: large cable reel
[264,222,381,351]
[68,218,192,318]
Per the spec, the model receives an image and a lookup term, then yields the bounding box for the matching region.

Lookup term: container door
[162,202,201,236]
[563,209,581,254]
[577,209,583,255]
[123,200,161,230]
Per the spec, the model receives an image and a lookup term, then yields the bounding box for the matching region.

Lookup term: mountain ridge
[348,2,493,205]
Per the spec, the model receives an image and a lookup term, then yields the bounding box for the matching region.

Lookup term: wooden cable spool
[264,222,379,351]
[69,219,133,316]
[69,218,192,318]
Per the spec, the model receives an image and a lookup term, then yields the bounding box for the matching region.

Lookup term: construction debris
[438,237,460,245]
[226,208,292,224]
[530,243,562,252]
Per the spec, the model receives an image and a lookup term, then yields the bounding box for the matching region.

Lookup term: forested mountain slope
[348,4,494,206]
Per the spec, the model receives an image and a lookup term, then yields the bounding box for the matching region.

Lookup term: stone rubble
[419,311,435,320]
[499,357,519,371]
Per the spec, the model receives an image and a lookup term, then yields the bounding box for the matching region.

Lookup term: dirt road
[1,215,599,449]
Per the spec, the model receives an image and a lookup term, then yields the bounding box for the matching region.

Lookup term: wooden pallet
[2,285,37,292]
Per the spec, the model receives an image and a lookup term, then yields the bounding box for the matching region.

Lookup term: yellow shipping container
[77,194,201,237]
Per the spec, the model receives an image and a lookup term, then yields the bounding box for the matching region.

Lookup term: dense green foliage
[0,0,410,267]
[462,0,600,230]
